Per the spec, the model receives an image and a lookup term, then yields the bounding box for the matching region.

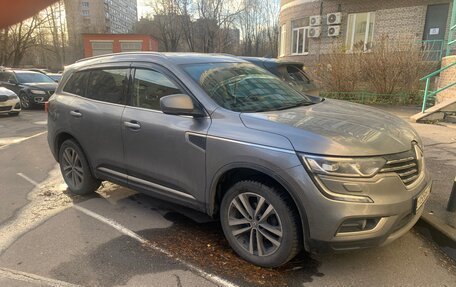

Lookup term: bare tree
[1,15,49,67]
[146,0,186,52]
[237,0,279,57]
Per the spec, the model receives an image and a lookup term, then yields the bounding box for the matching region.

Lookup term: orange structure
[0,0,57,28]
[82,34,159,58]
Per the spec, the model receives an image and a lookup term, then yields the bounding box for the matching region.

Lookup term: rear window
[63,71,89,96]
[86,69,128,104]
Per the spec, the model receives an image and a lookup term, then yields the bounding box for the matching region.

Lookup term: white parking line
[73,205,240,287]
[0,131,48,150]
[17,173,39,187]
[0,267,83,287]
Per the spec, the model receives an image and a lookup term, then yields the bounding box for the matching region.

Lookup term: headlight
[302,155,386,178]
[7,94,18,100]
[30,89,46,95]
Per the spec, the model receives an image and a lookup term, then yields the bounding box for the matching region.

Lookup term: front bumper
[30,94,50,104]
[0,99,21,114]
[278,164,431,252]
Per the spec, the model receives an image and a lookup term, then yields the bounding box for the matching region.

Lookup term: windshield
[182,62,314,112]
[16,72,55,84]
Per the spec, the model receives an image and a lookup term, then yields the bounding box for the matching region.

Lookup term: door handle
[124,121,141,130]
[70,110,82,118]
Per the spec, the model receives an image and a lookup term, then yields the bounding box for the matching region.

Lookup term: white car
[0,87,21,116]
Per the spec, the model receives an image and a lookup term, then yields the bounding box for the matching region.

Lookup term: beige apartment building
[64,0,138,61]
[279,0,452,66]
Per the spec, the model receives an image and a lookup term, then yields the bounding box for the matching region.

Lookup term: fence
[321,91,425,105]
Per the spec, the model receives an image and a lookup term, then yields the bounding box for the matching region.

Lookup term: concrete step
[411,98,456,123]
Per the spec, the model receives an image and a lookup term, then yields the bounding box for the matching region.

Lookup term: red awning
[0,0,58,28]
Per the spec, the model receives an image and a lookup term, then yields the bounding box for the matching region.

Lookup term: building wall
[83,34,159,58]
[437,55,456,103]
[279,0,451,67]
[64,0,138,62]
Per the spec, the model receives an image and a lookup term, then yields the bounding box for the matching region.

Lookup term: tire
[8,112,19,116]
[19,92,31,110]
[220,180,301,267]
[59,139,101,195]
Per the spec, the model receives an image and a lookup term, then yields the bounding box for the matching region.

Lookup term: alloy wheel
[227,192,283,257]
[20,94,30,109]
[61,147,84,189]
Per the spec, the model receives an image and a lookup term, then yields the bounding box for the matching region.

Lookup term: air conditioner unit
[308,27,321,38]
[328,25,341,37]
[310,15,321,26]
[327,12,342,25]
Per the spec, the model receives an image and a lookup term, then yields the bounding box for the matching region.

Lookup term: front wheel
[59,139,101,195]
[8,112,19,116]
[19,93,31,110]
[220,180,301,267]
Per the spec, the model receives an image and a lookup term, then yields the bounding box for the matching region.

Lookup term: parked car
[47,53,431,267]
[240,57,319,96]
[0,69,57,109]
[47,73,63,82]
[26,68,62,83]
[0,87,21,116]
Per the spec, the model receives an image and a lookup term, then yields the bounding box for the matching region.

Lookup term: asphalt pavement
[0,110,455,287]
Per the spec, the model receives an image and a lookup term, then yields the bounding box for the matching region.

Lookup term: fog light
[337,218,380,234]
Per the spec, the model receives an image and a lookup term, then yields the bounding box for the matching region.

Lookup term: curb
[419,213,456,242]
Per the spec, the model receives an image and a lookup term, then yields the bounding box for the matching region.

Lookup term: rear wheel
[220,180,301,267]
[59,139,101,195]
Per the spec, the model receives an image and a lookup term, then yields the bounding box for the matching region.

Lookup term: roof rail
[75,51,163,63]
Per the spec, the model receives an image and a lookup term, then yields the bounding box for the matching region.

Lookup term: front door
[122,64,210,209]
[423,4,450,60]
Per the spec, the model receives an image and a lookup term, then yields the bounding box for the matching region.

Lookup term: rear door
[122,63,210,209]
[63,64,130,183]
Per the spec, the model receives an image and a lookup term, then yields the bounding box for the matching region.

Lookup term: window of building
[120,41,142,52]
[82,10,89,17]
[291,19,309,55]
[346,12,376,52]
[81,1,89,8]
[279,24,286,57]
[91,41,113,56]
[131,69,182,110]
[86,69,129,104]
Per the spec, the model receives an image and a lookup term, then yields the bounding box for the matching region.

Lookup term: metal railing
[420,61,456,112]
[420,40,444,61]
[447,0,456,56]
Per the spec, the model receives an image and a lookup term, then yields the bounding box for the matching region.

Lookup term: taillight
[45,101,49,113]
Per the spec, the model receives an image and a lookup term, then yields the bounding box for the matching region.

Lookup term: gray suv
[47,53,431,267]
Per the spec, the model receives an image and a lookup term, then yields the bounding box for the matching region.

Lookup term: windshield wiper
[275,101,314,111]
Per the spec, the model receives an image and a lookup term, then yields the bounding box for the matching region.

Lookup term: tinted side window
[131,69,182,110]
[0,72,8,82]
[86,69,128,104]
[0,72,16,83]
[63,71,89,96]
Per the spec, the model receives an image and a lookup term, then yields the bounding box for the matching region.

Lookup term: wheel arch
[208,163,311,251]
[54,131,96,176]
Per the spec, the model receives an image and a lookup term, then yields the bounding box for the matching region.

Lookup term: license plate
[415,185,431,213]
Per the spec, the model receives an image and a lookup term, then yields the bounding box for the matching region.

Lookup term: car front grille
[380,148,421,187]
[0,95,8,102]
[0,106,12,111]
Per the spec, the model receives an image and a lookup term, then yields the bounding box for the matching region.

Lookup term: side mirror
[160,94,205,117]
